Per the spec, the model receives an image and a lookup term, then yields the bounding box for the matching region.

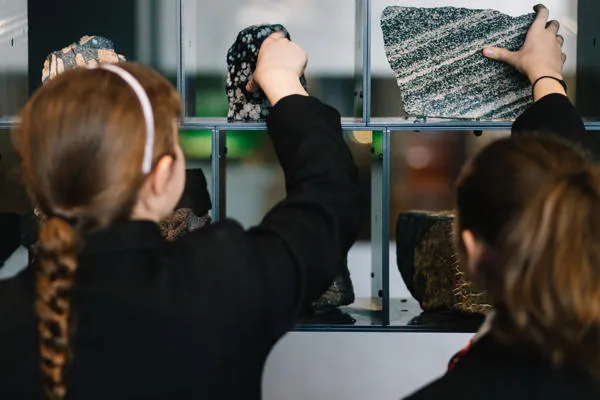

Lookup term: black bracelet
[532,76,568,98]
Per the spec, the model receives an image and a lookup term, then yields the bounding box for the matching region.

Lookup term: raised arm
[483,4,585,143]
[245,34,362,337]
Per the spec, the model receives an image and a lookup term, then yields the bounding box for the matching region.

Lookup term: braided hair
[13,62,181,398]
[36,216,80,399]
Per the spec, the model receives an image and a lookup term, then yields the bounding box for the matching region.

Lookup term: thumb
[246,76,259,93]
[482,47,516,64]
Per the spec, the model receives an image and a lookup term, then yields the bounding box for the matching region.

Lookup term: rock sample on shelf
[41,35,126,84]
[310,260,355,315]
[381,6,535,120]
[396,210,490,314]
[226,24,308,122]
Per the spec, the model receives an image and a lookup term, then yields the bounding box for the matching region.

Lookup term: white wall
[263,331,472,400]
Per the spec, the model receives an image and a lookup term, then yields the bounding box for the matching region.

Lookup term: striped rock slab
[381,6,535,120]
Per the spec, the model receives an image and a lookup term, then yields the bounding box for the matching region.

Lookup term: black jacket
[512,92,586,142]
[406,333,600,399]
[406,94,599,399]
[0,95,361,399]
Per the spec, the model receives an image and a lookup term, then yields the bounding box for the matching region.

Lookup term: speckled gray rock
[381,7,535,120]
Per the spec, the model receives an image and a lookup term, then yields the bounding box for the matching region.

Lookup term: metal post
[211,128,226,221]
[371,130,383,315]
[353,0,364,119]
[363,0,372,123]
[176,0,186,119]
[354,0,372,122]
[381,128,391,326]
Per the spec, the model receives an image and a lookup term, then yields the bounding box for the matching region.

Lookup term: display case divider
[363,0,372,123]
[353,0,371,122]
[176,0,186,119]
[370,131,383,317]
[382,128,391,326]
[353,0,364,120]
[211,128,226,221]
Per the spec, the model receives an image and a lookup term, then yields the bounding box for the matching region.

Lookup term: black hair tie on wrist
[532,76,568,99]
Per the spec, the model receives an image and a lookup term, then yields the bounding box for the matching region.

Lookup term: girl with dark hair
[407,5,600,399]
[0,34,362,399]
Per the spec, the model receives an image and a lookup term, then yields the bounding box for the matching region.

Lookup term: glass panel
[221,130,381,326]
[27,0,177,96]
[370,0,599,120]
[179,129,214,218]
[0,0,28,117]
[388,130,510,331]
[182,0,358,119]
[0,130,30,279]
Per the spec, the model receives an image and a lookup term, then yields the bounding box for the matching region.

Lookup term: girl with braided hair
[0,35,362,399]
[35,35,212,246]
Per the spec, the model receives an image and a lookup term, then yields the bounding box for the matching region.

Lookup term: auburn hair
[495,167,600,376]
[455,136,600,376]
[13,62,180,399]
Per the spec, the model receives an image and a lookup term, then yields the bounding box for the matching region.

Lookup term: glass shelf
[295,299,482,333]
[3,117,600,133]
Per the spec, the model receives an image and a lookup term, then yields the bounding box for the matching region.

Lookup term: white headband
[91,64,155,174]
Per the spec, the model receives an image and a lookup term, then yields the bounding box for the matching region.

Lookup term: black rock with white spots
[381,6,535,120]
[226,24,308,122]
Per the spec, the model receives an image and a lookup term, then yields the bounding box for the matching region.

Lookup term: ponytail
[14,62,182,398]
[490,167,600,377]
[36,216,81,400]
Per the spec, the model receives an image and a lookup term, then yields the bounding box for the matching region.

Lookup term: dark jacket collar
[459,332,592,378]
[81,220,164,256]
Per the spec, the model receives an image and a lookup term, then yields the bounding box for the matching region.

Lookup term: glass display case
[1,0,599,332]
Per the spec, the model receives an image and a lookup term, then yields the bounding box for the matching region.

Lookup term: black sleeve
[176,169,211,216]
[512,93,585,144]
[245,95,362,338]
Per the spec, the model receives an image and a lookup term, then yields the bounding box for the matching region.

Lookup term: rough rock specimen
[41,35,126,84]
[226,24,308,122]
[381,6,535,120]
[396,210,490,314]
[310,260,355,314]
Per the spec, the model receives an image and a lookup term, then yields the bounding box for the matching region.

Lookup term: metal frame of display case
[2,0,599,332]
[173,0,600,332]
